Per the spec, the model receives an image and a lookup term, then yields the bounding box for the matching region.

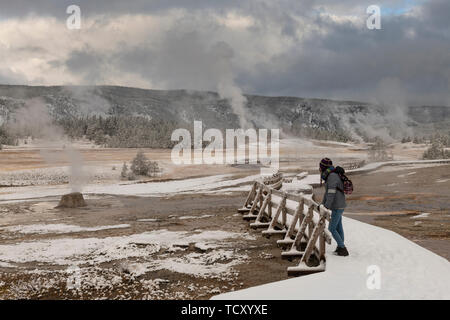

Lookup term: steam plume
[10,98,87,192]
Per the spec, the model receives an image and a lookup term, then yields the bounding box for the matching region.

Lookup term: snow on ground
[411,213,431,219]
[213,217,450,300]
[0,174,261,203]
[202,186,250,193]
[87,174,260,197]
[1,223,130,235]
[0,229,255,278]
[1,156,448,298]
[176,215,214,220]
[146,249,246,278]
[209,173,319,194]
[1,160,448,204]
[294,173,320,186]
[370,164,443,174]
[355,159,450,174]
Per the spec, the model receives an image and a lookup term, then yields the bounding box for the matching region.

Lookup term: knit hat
[319,158,333,172]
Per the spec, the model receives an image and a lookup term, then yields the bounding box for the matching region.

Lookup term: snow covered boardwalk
[213,216,450,300]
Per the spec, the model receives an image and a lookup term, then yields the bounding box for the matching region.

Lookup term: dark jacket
[322,172,347,210]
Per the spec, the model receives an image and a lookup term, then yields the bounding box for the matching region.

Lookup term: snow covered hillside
[1,85,449,144]
[212,216,450,300]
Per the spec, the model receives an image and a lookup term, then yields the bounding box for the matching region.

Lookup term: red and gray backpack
[333,166,354,195]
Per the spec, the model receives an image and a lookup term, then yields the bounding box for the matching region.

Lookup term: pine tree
[423,140,450,159]
[131,151,150,176]
[130,151,160,177]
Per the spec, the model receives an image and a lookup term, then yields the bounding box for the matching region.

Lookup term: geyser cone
[57,192,86,208]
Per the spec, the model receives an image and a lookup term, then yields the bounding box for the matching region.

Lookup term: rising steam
[10,98,87,192]
[211,41,252,129]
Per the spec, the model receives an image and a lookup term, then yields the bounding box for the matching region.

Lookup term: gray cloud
[0,0,449,106]
[234,1,450,105]
[0,0,240,18]
[65,47,107,83]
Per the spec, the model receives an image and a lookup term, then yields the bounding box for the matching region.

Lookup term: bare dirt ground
[0,193,294,300]
[0,147,247,181]
[0,139,447,299]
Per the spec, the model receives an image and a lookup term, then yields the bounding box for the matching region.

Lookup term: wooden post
[259,187,264,209]
[299,216,326,264]
[291,206,314,250]
[319,233,326,261]
[254,190,271,223]
[268,195,273,218]
[244,182,257,208]
[246,186,262,217]
[308,220,314,241]
[281,194,287,226]
[266,194,287,231]
[285,199,303,240]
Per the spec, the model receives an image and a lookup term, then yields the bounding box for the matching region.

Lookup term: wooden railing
[343,160,366,171]
[238,181,332,276]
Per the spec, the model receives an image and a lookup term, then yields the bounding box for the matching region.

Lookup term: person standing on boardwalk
[319,158,349,257]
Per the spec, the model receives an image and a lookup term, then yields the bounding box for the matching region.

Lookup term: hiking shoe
[333,246,339,253]
[336,247,349,256]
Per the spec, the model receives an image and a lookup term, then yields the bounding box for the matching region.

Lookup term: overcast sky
[0,0,449,106]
